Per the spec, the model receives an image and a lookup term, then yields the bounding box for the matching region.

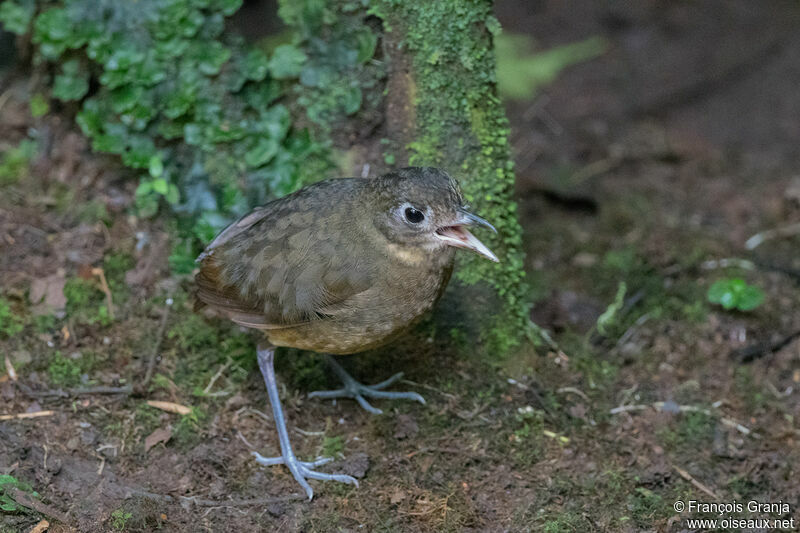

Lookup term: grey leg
[253,346,358,500]
[309,354,426,415]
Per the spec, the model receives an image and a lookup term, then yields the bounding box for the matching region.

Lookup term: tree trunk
[373,0,529,352]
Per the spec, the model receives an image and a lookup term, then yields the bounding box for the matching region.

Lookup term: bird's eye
[404,207,425,224]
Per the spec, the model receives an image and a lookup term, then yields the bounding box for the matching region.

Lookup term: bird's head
[369,167,499,262]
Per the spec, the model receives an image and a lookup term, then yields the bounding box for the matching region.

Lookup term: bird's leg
[309,354,426,415]
[252,345,358,500]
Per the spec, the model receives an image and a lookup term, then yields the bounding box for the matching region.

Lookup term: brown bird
[195,167,497,499]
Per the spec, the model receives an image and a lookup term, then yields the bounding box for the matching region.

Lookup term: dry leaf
[390,487,407,504]
[29,271,66,316]
[146,400,192,415]
[4,355,17,382]
[144,427,172,452]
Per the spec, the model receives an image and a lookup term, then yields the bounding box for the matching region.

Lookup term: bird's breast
[266,251,455,354]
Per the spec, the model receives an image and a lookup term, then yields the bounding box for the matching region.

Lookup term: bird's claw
[252,451,358,500]
[309,367,426,415]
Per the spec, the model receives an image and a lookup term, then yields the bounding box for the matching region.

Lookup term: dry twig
[5,487,70,524]
[609,402,756,437]
[672,464,720,500]
[146,400,192,415]
[139,296,173,393]
[746,222,800,250]
[91,267,114,321]
[0,410,55,421]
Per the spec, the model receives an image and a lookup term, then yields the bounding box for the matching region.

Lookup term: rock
[393,414,419,440]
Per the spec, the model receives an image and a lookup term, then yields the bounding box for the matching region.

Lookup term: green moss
[64,277,113,327]
[47,352,83,387]
[173,407,208,448]
[657,411,714,451]
[627,487,667,528]
[321,435,344,457]
[542,510,592,533]
[33,313,57,334]
[0,139,37,186]
[374,0,529,352]
[0,297,24,338]
[110,508,132,531]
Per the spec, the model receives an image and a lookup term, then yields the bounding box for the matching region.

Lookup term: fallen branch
[138,296,173,394]
[17,383,132,398]
[0,410,55,421]
[746,222,800,250]
[609,401,756,437]
[202,358,232,395]
[5,487,70,524]
[730,329,800,363]
[121,486,304,506]
[672,464,720,500]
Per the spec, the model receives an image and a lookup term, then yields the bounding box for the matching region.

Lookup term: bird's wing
[195,180,375,329]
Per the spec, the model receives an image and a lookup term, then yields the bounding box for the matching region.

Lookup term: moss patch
[373,0,529,352]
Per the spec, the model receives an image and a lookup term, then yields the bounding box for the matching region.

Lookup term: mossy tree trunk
[372,0,529,352]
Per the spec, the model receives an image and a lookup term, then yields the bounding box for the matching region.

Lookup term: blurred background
[1,0,799,531]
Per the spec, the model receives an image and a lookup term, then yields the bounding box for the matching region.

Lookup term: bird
[194,166,498,499]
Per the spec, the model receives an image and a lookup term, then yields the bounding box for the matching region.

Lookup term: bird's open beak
[434,209,499,262]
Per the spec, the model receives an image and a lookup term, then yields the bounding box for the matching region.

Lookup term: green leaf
[496,34,607,100]
[122,136,157,168]
[212,0,244,16]
[355,29,378,63]
[737,285,765,311]
[33,8,75,59]
[268,44,307,79]
[342,86,362,115]
[52,59,89,101]
[707,278,764,312]
[152,178,168,195]
[110,85,143,113]
[0,1,34,35]
[165,183,180,205]
[29,93,49,118]
[76,99,103,137]
[244,137,279,167]
[242,49,270,81]
[198,41,231,76]
[596,282,626,336]
[135,180,152,196]
[148,156,164,178]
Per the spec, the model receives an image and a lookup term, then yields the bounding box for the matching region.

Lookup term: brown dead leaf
[146,400,192,415]
[390,487,407,504]
[144,427,172,452]
[4,355,17,382]
[28,519,49,533]
[28,270,66,316]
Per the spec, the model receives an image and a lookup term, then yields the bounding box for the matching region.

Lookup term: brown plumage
[194,167,498,499]
[196,167,495,353]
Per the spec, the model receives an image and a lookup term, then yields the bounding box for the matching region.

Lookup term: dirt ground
[2,1,800,532]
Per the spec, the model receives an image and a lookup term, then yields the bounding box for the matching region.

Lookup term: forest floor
[2,1,800,532]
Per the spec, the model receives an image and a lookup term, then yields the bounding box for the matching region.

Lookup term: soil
[2,1,800,532]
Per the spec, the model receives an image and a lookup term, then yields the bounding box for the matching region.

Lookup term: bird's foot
[252,451,358,500]
[309,355,425,415]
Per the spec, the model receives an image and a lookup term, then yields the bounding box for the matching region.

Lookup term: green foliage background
[1,0,382,257]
